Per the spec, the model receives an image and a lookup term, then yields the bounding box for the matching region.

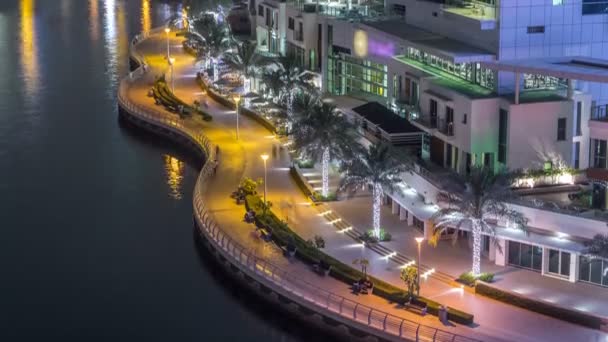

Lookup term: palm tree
[431,165,528,277]
[200,19,230,81]
[261,69,283,102]
[584,234,608,258]
[273,53,316,120]
[339,142,411,238]
[292,101,358,197]
[222,40,265,93]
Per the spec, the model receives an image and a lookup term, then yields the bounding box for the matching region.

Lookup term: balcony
[441,0,497,30]
[293,30,303,42]
[438,120,454,136]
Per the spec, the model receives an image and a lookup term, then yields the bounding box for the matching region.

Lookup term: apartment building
[247,0,608,287]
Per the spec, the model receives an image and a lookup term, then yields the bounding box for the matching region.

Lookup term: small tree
[400,265,419,298]
[352,258,369,277]
[240,177,262,195]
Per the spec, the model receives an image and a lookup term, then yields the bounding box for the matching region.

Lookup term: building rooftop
[363,19,495,63]
[482,57,608,83]
[352,102,423,134]
[394,56,497,99]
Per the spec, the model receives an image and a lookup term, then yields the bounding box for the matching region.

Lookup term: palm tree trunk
[322,147,330,197]
[372,183,382,238]
[472,219,482,277]
[212,57,218,83]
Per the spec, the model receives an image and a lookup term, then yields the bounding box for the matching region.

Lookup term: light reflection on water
[19,0,39,105]
[164,154,185,200]
[141,0,151,34]
[89,0,100,42]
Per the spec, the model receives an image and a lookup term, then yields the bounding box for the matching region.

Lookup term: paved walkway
[125,30,608,342]
[308,155,608,319]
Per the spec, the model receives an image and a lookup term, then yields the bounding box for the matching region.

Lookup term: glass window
[561,252,570,276]
[593,139,607,168]
[583,0,608,15]
[521,244,533,268]
[498,109,508,164]
[557,118,566,141]
[591,259,603,284]
[532,246,542,271]
[508,241,520,265]
[549,249,560,273]
[579,256,590,282]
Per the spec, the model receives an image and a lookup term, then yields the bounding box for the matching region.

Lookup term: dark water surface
[0,1,306,340]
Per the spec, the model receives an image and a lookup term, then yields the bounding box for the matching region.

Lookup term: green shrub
[477,272,494,283]
[153,78,212,121]
[244,195,474,325]
[295,159,315,169]
[360,229,392,243]
[459,272,494,286]
[458,272,476,286]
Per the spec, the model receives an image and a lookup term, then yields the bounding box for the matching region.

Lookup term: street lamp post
[261,154,269,214]
[415,237,424,296]
[169,57,175,92]
[233,95,241,140]
[164,27,171,59]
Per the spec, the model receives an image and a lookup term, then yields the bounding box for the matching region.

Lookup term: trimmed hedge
[153,77,212,121]
[196,74,278,134]
[245,195,474,325]
[476,281,603,329]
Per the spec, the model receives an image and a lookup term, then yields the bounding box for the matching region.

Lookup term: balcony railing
[591,104,608,122]
[442,0,497,20]
[439,119,454,136]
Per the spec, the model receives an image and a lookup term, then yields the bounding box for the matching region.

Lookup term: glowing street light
[164,27,171,59]
[415,237,424,296]
[168,57,175,92]
[233,95,241,140]
[261,154,269,213]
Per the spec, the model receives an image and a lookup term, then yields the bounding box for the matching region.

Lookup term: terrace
[394,55,496,99]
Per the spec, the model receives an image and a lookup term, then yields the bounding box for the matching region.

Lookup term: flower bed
[245,195,475,325]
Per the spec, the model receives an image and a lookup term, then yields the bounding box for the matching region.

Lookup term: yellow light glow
[141,0,151,34]
[165,27,170,34]
[164,155,184,200]
[89,0,99,41]
[261,154,269,161]
[415,237,424,244]
[169,57,175,65]
[353,30,368,58]
[20,0,39,99]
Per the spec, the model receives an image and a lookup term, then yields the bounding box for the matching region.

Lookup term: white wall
[385,0,499,52]
[505,99,574,170]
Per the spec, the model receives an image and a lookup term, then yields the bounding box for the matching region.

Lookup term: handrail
[119,29,480,342]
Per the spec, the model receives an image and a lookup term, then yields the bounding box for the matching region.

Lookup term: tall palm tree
[339,142,411,238]
[431,165,528,276]
[261,69,283,102]
[200,19,230,81]
[292,101,358,197]
[222,40,264,93]
[274,53,316,120]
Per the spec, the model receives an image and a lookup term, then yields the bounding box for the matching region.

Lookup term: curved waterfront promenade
[118,26,481,342]
[118,26,608,342]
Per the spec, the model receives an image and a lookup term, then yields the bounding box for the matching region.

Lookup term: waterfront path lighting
[415,237,424,296]
[233,95,241,140]
[261,154,269,214]
[168,57,175,92]
[165,27,171,59]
